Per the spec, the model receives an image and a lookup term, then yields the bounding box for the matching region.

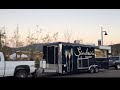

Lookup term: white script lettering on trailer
[74,47,95,58]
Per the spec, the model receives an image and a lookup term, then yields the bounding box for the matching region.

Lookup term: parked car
[109,56,120,70]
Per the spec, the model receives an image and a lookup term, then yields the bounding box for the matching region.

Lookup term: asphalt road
[37,67,120,78]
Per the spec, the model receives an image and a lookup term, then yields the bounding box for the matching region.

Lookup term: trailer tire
[15,70,28,78]
[94,67,99,73]
[89,67,94,73]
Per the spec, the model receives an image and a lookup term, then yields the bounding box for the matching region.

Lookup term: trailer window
[77,58,89,68]
[78,59,82,67]
[95,49,107,58]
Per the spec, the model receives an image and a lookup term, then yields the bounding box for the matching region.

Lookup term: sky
[0,9,120,47]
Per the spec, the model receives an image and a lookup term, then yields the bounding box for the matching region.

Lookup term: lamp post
[101,27,108,45]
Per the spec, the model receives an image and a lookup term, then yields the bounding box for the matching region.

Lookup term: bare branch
[64,28,72,42]
[42,33,52,43]
[53,32,58,42]
[35,25,43,43]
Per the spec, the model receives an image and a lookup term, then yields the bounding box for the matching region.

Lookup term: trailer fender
[88,65,98,70]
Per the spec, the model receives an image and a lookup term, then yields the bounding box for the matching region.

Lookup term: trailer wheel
[94,67,99,73]
[115,64,120,70]
[15,70,28,78]
[89,67,94,73]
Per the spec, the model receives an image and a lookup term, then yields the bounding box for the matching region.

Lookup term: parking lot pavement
[36,68,120,78]
[55,69,120,78]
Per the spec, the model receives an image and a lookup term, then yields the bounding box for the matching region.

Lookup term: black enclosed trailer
[42,42,110,74]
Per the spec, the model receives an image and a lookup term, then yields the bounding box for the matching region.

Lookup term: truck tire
[115,64,120,70]
[15,70,28,78]
[89,67,94,73]
[94,67,99,73]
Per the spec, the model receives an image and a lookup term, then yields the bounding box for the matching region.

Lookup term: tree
[35,25,42,43]
[3,28,8,46]
[41,33,52,43]
[52,32,58,42]
[64,29,72,42]
[0,26,11,60]
[26,25,43,45]
[11,25,23,48]
[18,41,24,47]
[26,31,36,45]
[9,38,16,47]
[0,26,6,50]
[26,28,38,61]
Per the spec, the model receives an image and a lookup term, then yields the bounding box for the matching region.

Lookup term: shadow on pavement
[36,69,106,78]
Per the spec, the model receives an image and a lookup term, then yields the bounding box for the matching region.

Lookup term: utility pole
[101,27,108,45]
[101,27,103,45]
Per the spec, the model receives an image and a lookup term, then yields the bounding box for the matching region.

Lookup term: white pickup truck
[0,52,37,78]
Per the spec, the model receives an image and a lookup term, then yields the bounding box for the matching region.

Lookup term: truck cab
[109,56,120,69]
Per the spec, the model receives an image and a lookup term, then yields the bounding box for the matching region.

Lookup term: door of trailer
[43,45,59,72]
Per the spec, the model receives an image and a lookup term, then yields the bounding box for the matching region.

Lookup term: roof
[43,42,99,48]
[99,45,111,50]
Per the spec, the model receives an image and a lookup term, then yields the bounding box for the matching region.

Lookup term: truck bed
[4,61,35,76]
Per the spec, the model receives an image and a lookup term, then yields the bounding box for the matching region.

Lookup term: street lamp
[101,27,108,45]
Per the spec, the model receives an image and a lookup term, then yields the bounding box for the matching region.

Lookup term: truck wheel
[94,67,99,73]
[15,70,28,78]
[115,64,120,70]
[89,67,94,73]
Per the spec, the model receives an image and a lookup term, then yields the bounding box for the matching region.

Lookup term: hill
[11,43,45,52]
